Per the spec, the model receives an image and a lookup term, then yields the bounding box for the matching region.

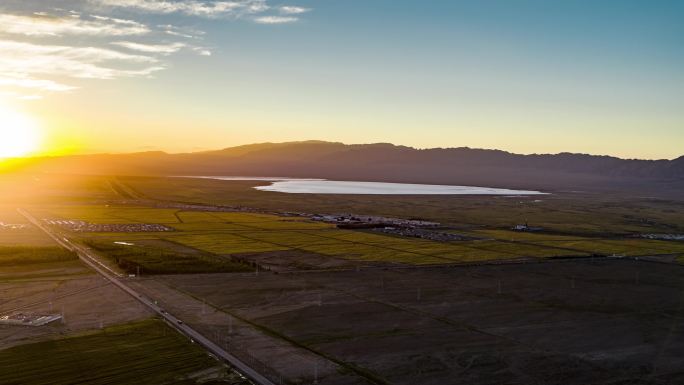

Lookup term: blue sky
[0,0,682,158]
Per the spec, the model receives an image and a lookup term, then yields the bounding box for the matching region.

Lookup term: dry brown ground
[0,262,151,350]
[148,259,684,385]
[128,276,369,385]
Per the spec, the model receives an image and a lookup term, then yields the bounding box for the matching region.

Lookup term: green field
[83,239,252,275]
[0,206,57,246]
[0,175,120,204]
[0,246,77,266]
[38,205,182,224]
[0,227,58,246]
[34,197,684,268]
[121,176,684,236]
[0,319,218,385]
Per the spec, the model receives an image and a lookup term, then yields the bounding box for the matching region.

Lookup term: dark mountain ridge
[15,141,684,195]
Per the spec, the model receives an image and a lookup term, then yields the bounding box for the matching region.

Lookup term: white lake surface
[185,176,546,195]
[185,176,324,182]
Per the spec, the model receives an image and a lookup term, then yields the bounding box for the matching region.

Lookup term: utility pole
[313,361,319,385]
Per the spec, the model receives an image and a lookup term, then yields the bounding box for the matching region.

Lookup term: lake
[185,176,546,195]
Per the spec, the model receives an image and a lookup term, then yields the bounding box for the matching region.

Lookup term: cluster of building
[636,233,684,241]
[0,222,28,230]
[44,219,173,233]
[310,214,440,229]
[512,223,544,232]
[0,313,62,327]
[373,227,477,242]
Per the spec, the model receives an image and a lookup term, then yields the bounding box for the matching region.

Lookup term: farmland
[0,246,76,266]
[28,200,684,272]
[83,239,252,275]
[142,258,684,385]
[120,176,684,236]
[2,174,684,384]
[0,319,234,385]
[0,206,57,246]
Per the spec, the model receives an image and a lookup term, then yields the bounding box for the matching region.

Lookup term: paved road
[18,208,275,385]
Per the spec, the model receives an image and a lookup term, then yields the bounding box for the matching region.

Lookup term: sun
[0,105,41,158]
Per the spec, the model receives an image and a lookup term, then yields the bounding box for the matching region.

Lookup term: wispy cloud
[92,0,311,24]
[0,13,149,36]
[0,39,165,100]
[159,24,205,39]
[279,6,310,15]
[254,16,298,24]
[0,40,162,80]
[92,0,270,18]
[0,0,311,100]
[112,41,186,54]
[0,74,76,92]
[192,47,212,56]
[112,40,212,56]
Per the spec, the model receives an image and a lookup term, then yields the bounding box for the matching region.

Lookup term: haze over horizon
[0,0,682,160]
[15,140,684,162]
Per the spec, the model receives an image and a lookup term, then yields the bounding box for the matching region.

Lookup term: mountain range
[15,141,684,195]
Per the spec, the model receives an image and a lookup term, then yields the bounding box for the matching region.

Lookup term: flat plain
[0,319,233,385]
[2,174,684,384]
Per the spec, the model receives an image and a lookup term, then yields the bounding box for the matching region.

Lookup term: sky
[0,0,682,159]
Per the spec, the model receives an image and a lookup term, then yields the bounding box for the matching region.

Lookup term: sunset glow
[0,105,41,158]
[0,1,680,159]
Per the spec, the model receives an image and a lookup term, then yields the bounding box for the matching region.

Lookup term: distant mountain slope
[16,141,684,194]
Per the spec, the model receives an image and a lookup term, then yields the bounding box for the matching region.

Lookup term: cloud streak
[254,16,298,24]
[92,0,311,23]
[0,13,150,36]
[279,6,310,15]
[0,0,311,100]
[0,40,163,79]
[92,0,269,18]
[112,41,186,54]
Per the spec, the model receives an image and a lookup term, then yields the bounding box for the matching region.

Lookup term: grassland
[0,174,120,205]
[65,208,566,265]
[83,239,252,275]
[37,205,181,224]
[121,176,684,236]
[0,227,58,246]
[0,206,57,246]
[26,176,684,268]
[36,204,682,269]
[0,246,77,266]
[0,319,218,385]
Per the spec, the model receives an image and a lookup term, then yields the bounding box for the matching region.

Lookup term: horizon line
[10,140,684,162]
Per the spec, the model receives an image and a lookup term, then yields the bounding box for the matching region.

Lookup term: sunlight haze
[0,0,682,159]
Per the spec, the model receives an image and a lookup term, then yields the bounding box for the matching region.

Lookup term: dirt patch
[229,250,359,272]
[0,269,152,350]
[157,260,684,385]
[129,275,371,385]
